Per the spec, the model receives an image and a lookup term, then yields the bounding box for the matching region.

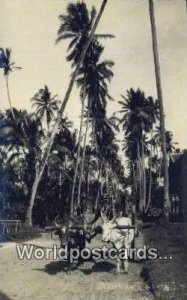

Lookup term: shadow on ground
[79,261,115,275]
[0,291,12,300]
[33,260,73,275]
[34,259,117,276]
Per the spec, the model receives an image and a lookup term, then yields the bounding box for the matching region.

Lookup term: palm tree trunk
[5,76,17,123]
[145,132,153,214]
[59,167,62,200]
[95,159,103,211]
[70,94,85,215]
[141,141,146,211]
[25,0,108,226]
[77,101,91,207]
[137,142,143,211]
[145,157,152,214]
[149,0,169,215]
[5,75,29,153]
[132,163,137,196]
[86,154,90,195]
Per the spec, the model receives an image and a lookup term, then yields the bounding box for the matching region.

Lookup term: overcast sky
[0,0,187,150]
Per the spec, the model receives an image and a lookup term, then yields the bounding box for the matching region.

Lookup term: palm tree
[25,0,109,226]
[31,85,59,133]
[56,1,113,216]
[118,88,158,212]
[149,0,169,214]
[0,48,30,155]
[0,110,44,212]
[152,126,175,154]
[93,117,118,211]
[76,42,114,209]
[56,2,114,65]
[0,48,21,123]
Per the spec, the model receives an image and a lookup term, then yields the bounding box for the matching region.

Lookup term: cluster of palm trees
[117,88,177,215]
[0,0,178,226]
[0,0,128,225]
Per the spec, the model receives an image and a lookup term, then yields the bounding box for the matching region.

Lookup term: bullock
[54,221,86,273]
[54,217,98,274]
[101,211,135,273]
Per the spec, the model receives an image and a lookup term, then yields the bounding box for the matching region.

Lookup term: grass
[143,222,187,299]
[0,224,41,241]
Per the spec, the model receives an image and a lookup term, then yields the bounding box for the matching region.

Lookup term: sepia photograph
[0,0,187,299]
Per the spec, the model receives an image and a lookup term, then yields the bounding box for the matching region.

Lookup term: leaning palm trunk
[25,0,109,226]
[77,101,91,208]
[149,0,169,215]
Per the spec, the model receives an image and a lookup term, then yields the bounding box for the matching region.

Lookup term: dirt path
[0,234,153,300]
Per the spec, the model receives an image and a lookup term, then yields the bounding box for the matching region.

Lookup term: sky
[0,0,187,150]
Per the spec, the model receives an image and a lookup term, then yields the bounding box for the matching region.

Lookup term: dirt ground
[0,232,154,300]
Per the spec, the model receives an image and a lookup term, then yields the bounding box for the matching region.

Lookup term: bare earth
[0,234,153,300]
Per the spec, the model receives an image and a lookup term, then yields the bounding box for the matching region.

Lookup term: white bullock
[101,212,135,273]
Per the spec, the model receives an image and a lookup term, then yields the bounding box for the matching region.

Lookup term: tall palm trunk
[93,118,102,211]
[86,154,90,195]
[59,167,62,200]
[141,140,146,211]
[149,0,169,214]
[138,141,145,212]
[95,159,103,211]
[145,155,152,214]
[70,94,85,215]
[137,142,143,211]
[5,75,28,153]
[132,163,138,197]
[77,101,91,208]
[25,0,108,226]
[145,130,153,213]
[5,76,17,123]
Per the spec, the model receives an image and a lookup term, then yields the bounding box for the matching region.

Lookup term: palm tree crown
[31,85,59,130]
[56,2,113,67]
[0,48,21,76]
[119,88,159,139]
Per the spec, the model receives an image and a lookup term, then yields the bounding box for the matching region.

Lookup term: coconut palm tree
[31,85,59,133]
[25,0,109,225]
[0,48,21,123]
[149,0,169,214]
[93,116,120,211]
[118,88,158,212]
[0,48,31,155]
[56,2,114,65]
[76,42,114,209]
[0,110,44,212]
[56,1,113,216]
